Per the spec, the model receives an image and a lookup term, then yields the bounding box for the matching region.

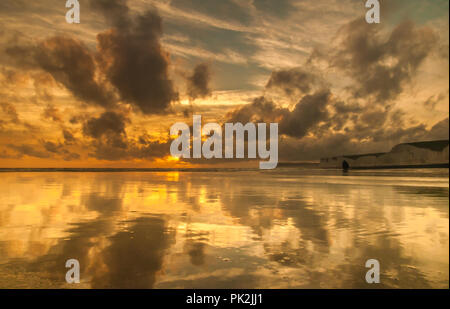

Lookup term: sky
[0,0,448,168]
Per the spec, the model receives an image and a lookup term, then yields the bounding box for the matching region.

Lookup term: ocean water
[0,168,448,288]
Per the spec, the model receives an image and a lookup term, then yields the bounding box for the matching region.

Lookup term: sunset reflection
[0,169,448,288]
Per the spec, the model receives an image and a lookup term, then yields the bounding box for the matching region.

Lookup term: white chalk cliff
[320,140,449,169]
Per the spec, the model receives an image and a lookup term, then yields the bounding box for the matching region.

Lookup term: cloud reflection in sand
[0,169,448,288]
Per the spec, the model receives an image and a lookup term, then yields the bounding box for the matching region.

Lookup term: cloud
[277,105,448,161]
[225,58,448,161]
[221,15,447,162]
[5,0,178,114]
[90,216,175,288]
[423,92,447,110]
[426,117,449,140]
[42,104,62,122]
[277,117,448,162]
[41,140,81,161]
[329,19,439,102]
[252,0,295,18]
[280,90,331,139]
[32,36,114,107]
[82,111,172,161]
[0,1,447,165]
[0,102,19,122]
[61,151,80,161]
[83,111,128,139]
[169,0,253,26]
[82,111,130,159]
[43,141,61,153]
[63,129,76,145]
[265,68,320,97]
[6,143,50,159]
[89,0,130,29]
[226,96,288,124]
[186,63,212,100]
[228,69,335,139]
[86,134,172,161]
[93,1,178,114]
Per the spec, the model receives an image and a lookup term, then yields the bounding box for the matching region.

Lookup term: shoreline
[0,164,448,172]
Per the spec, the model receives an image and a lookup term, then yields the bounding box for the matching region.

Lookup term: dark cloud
[328,101,363,131]
[425,117,449,140]
[43,141,61,153]
[1,3,446,164]
[42,104,62,122]
[82,111,129,159]
[83,112,129,160]
[226,96,288,124]
[2,108,173,162]
[280,90,331,139]
[87,137,171,161]
[5,0,177,114]
[93,1,178,114]
[82,111,171,161]
[266,68,319,97]
[226,90,332,139]
[6,143,50,159]
[225,55,448,161]
[89,0,130,29]
[83,111,128,139]
[332,101,363,114]
[221,17,446,161]
[5,37,112,107]
[128,138,172,160]
[3,42,37,70]
[41,140,80,161]
[276,115,449,162]
[330,19,438,102]
[63,129,76,145]
[62,152,81,161]
[32,36,114,107]
[187,63,212,100]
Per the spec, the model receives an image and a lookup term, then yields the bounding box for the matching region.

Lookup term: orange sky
[0,0,448,168]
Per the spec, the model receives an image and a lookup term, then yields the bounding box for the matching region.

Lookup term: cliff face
[320,140,449,169]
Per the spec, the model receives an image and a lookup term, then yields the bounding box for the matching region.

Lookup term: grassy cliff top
[321,140,449,161]
[395,140,449,152]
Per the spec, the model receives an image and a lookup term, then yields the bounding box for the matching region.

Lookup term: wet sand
[0,168,448,288]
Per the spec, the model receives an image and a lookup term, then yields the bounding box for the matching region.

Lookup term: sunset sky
[0,0,448,168]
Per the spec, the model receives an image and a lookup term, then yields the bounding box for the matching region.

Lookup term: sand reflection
[0,170,448,288]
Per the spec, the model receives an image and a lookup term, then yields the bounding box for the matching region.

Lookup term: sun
[167,156,180,162]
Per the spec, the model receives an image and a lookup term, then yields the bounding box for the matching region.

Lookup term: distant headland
[320,140,449,169]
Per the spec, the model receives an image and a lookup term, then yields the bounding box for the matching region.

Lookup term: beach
[0,168,448,288]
